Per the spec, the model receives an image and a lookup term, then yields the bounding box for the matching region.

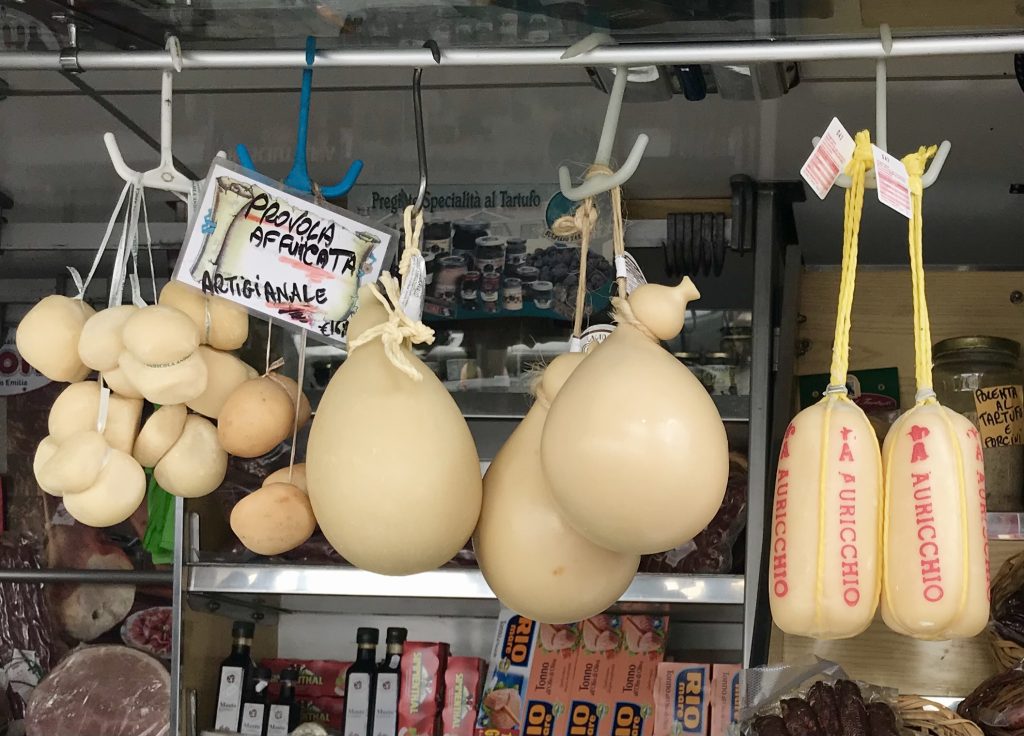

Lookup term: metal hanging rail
[4,33,1024,71]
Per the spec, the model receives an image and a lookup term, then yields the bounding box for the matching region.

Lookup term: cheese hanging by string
[47,381,142,456]
[769,131,883,640]
[133,403,188,468]
[77,305,138,372]
[475,353,640,624]
[35,431,109,497]
[540,277,728,555]
[217,373,309,458]
[154,414,228,498]
[307,208,482,575]
[230,481,316,556]
[186,346,258,419]
[101,366,144,400]
[117,304,208,404]
[62,449,146,527]
[159,281,249,352]
[16,295,95,382]
[265,463,307,493]
[880,146,990,640]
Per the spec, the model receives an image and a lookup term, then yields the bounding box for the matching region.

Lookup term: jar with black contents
[505,238,528,270]
[475,236,506,277]
[481,273,501,313]
[460,271,481,311]
[423,221,452,257]
[433,255,467,304]
[452,221,488,269]
[933,336,1024,511]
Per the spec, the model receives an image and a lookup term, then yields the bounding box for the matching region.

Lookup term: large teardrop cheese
[475,353,639,623]
[880,402,990,640]
[63,450,146,527]
[217,376,295,458]
[541,278,728,555]
[154,415,228,498]
[768,397,883,639]
[307,284,482,575]
[35,430,109,496]
[133,404,188,468]
[118,350,208,405]
[48,381,143,455]
[78,305,138,372]
[230,482,316,555]
[159,281,249,351]
[16,295,95,382]
[186,347,258,419]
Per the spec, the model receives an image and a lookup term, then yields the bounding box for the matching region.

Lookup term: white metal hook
[557,33,650,201]
[810,23,950,190]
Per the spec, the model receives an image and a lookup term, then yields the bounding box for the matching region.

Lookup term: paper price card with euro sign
[174,158,396,346]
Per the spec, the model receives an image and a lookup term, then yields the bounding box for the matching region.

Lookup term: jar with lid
[481,273,501,312]
[505,238,528,270]
[475,236,506,276]
[933,335,1024,511]
[433,255,467,304]
[503,278,523,311]
[701,352,736,395]
[452,221,488,269]
[423,221,452,257]
[460,271,481,310]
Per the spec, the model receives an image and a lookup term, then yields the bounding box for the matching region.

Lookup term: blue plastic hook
[236,36,364,198]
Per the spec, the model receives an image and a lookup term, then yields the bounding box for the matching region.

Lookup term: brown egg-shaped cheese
[63,450,146,527]
[47,381,142,455]
[78,305,138,372]
[122,305,199,366]
[230,482,316,555]
[33,436,61,496]
[218,377,294,458]
[154,415,227,498]
[16,295,95,382]
[266,373,312,428]
[133,404,188,468]
[159,281,249,351]
[118,350,208,406]
[265,464,307,494]
[186,347,258,419]
[101,366,144,400]
[36,430,109,496]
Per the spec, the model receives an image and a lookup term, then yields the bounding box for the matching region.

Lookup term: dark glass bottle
[266,666,300,736]
[214,621,256,732]
[240,666,272,736]
[371,627,408,736]
[344,628,379,736]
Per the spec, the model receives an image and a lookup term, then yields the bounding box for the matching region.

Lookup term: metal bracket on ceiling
[57,17,82,73]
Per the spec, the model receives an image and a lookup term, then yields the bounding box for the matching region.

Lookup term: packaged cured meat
[399,642,450,736]
[769,132,882,640]
[880,146,990,640]
[260,658,350,698]
[443,657,486,736]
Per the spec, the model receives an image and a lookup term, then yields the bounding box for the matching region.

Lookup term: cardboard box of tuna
[598,616,667,736]
[522,623,580,736]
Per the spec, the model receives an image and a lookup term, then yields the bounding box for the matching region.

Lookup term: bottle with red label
[345,628,379,736]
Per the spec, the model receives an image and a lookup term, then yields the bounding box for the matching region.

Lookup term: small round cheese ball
[36,430,109,496]
[230,482,316,555]
[159,281,249,351]
[133,404,187,468]
[264,464,307,494]
[78,305,138,372]
[47,381,142,455]
[16,295,95,382]
[122,305,200,367]
[118,350,208,406]
[154,415,227,498]
[63,450,146,528]
[217,377,295,458]
[187,347,258,419]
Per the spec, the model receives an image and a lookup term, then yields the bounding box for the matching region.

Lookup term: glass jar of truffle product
[505,238,528,269]
[475,236,506,276]
[503,278,523,311]
[933,336,1024,511]
[516,265,539,286]
[481,273,501,305]
[423,221,452,257]
[460,271,481,310]
[452,221,488,269]
[433,255,467,304]
[531,280,553,309]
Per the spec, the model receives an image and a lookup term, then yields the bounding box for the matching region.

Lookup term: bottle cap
[255,666,272,680]
[386,627,408,645]
[279,666,299,683]
[356,627,379,645]
[232,621,256,638]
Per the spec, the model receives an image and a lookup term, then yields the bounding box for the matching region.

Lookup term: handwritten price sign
[173,159,395,346]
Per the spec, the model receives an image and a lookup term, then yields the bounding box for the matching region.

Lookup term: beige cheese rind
[881,403,990,640]
[769,398,882,639]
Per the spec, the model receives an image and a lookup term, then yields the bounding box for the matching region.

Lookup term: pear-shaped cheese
[230,482,316,555]
[475,353,639,623]
[769,397,883,639]
[217,376,295,458]
[78,305,138,372]
[33,436,62,496]
[16,295,95,382]
[121,304,200,367]
[541,278,728,555]
[154,415,228,498]
[159,281,249,351]
[265,464,307,494]
[118,350,208,405]
[48,381,142,455]
[36,430,109,496]
[306,285,482,575]
[880,402,990,640]
[101,366,143,400]
[186,347,258,419]
[133,404,188,468]
[63,450,146,527]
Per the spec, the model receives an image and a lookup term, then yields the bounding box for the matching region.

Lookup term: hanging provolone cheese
[78,305,138,372]
[16,295,95,383]
[186,346,258,419]
[101,366,144,400]
[62,449,146,528]
[47,381,142,455]
[217,375,298,458]
[133,404,188,468]
[475,352,640,623]
[35,431,109,497]
[117,304,208,404]
[880,403,990,639]
[769,398,882,639]
[230,482,316,556]
[159,281,249,351]
[154,415,228,498]
[306,284,482,575]
[540,278,728,555]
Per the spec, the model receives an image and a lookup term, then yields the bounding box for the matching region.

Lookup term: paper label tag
[974,384,1024,447]
[616,252,648,295]
[800,117,855,200]
[266,704,292,736]
[372,672,400,736]
[344,672,372,736]
[214,666,245,730]
[578,324,615,354]
[240,702,266,735]
[399,252,427,322]
[872,145,913,218]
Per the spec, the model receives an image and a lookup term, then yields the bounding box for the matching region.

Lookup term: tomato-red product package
[443,657,487,736]
[400,642,451,736]
[261,658,351,698]
[298,696,345,731]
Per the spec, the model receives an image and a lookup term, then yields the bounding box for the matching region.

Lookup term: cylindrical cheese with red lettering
[769,395,883,639]
[880,402,990,639]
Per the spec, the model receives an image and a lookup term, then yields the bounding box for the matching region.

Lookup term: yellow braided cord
[398,205,424,278]
[348,272,435,381]
[610,184,626,299]
[902,146,938,400]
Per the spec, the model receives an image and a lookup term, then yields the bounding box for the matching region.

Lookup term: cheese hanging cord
[348,205,435,381]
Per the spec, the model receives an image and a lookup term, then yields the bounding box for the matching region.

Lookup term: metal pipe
[3,33,1024,71]
[0,569,173,585]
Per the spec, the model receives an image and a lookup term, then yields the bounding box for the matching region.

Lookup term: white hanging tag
[568,335,583,353]
[615,252,648,295]
[800,117,856,200]
[578,323,615,353]
[95,384,111,433]
[398,252,427,322]
[187,180,203,223]
[872,145,912,219]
